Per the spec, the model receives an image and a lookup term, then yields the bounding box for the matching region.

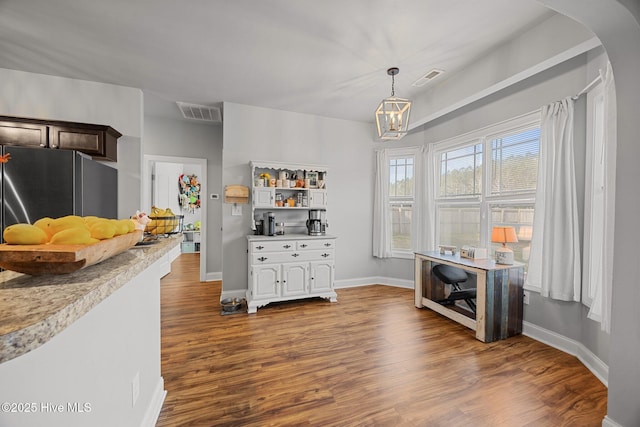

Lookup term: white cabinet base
[247,235,337,314]
[245,290,338,314]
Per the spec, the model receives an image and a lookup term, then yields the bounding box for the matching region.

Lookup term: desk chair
[432,264,477,313]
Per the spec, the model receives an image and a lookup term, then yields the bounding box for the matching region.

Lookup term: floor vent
[176,102,222,123]
[412,69,445,87]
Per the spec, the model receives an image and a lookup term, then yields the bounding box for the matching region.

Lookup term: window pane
[490,204,535,268]
[491,128,540,195]
[439,144,482,197]
[438,206,481,248]
[389,157,414,198]
[391,203,412,250]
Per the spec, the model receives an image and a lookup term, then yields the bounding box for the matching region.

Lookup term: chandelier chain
[391,74,395,97]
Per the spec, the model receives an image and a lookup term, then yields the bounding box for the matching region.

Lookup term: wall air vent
[176,102,222,123]
[411,69,445,87]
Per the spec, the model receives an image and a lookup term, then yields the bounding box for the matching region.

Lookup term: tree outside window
[389,156,414,252]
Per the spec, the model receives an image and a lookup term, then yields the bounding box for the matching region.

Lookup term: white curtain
[526,97,581,301]
[415,145,436,252]
[588,63,616,333]
[373,148,392,258]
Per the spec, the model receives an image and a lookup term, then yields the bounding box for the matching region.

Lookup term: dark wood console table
[414,251,524,343]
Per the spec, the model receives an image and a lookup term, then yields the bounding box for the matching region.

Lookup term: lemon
[3,223,48,245]
[50,227,92,245]
[89,220,116,240]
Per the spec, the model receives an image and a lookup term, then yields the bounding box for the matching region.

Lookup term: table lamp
[492,226,518,264]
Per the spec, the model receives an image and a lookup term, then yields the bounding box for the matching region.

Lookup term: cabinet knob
[256,245,264,250]
[322,253,330,258]
[300,243,308,248]
[258,256,268,262]
[292,253,299,257]
[283,244,291,249]
[324,243,332,247]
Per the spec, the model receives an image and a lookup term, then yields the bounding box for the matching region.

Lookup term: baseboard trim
[205,272,222,281]
[523,321,608,386]
[141,376,166,427]
[334,276,413,290]
[602,415,623,427]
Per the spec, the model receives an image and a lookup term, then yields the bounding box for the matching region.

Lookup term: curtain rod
[571,75,602,100]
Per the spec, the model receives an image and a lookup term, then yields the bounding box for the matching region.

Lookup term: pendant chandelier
[375,67,412,140]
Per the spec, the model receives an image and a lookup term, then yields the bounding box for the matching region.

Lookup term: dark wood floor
[156,254,607,426]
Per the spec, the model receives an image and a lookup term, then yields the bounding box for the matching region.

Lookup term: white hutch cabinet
[246,160,336,313]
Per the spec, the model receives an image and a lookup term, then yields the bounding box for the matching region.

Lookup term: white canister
[278,171,289,181]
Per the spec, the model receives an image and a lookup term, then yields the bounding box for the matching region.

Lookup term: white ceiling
[0,0,553,123]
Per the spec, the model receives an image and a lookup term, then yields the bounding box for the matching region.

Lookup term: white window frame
[433,112,540,264]
[388,147,420,259]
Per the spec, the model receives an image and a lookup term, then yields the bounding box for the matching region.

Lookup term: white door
[153,162,183,212]
[281,263,308,297]
[310,261,334,292]
[252,265,280,299]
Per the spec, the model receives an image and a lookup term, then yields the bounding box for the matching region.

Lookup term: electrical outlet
[131,372,140,408]
[523,290,530,305]
[231,204,242,216]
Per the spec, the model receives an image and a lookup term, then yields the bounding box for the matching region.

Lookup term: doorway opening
[143,155,207,282]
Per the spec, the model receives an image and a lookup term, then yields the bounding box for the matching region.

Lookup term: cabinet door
[281,263,308,297]
[49,125,103,153]
[253,188,274,208]
[252,265,280,299]
[309,189,327,208]
[0,120,48,148]
[310,261,334,292]
[49,125,119,161]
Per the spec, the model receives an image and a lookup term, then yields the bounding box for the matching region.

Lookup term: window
[389,153,415,253]
[434,113,540,269]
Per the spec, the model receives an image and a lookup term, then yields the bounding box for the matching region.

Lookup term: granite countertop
[0,234,181,364]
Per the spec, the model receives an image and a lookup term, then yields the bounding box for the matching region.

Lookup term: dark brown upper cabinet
[0,116,122,161]
[0,120,48,148]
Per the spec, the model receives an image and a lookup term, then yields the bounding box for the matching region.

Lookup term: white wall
[143,92,222,277]
[0,68,143,219]
[222,102,377,294]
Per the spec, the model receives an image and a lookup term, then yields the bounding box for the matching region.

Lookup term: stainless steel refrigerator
[1,146,118,239]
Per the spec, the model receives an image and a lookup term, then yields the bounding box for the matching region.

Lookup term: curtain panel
[587,63,616,333]
[527,97,581,301]
[373,149,392,258]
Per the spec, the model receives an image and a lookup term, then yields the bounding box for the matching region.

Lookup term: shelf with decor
[250,161,329,231]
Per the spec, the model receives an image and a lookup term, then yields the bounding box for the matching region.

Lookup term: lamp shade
[491,226,518,244]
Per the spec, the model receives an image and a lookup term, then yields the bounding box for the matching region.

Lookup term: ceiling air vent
[411,69,445,88]
[176,102,222,123]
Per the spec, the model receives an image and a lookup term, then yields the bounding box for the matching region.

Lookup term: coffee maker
[263,211,275,236]
[306,209,327,236]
